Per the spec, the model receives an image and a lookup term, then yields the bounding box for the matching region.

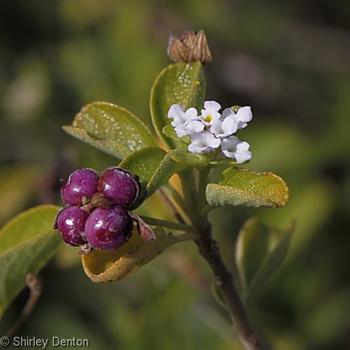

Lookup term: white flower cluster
[167,100,252,163]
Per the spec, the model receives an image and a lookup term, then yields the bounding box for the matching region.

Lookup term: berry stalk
[139,215,193,232]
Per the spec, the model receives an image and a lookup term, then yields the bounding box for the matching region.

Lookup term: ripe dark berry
[61,168,99,205]
[84,206,132,250]
[55,206,88,246]
[98,167,140,208]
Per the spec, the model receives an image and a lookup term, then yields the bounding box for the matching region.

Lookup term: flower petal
[204,100,221,112]
[237,122,248,129]
[187,120,205,133]
[221,135,240,149]
[185,107,199,119]
[188,143,205,153]
[221,116,239,136]
[188,132,220,153]
[222,107,234,119]
[210,119,223,137]
[236,141,250,152]
[208,137,221,148]
[221,136,252,163]
[236,106,252,123]
[167,104,184,119]
[235,150,252,163]
[175,124,188,137]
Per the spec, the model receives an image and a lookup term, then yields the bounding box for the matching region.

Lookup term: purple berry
[98,167,140,208]
[55,206,88,246]
[61,168,99,205]
[84,206,132,250]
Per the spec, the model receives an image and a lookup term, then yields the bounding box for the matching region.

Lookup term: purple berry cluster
[55,167,140,250]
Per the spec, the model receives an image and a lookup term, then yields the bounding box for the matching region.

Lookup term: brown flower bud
[167,30,212,63]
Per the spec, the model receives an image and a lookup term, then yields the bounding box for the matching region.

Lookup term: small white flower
[221,136,252,163]
[167,104,204,137]
[174,119,205,137]
[168,102,253,161]
[235,106,253,128]
[200,100,221,126]
[210,114,239,138]
[188,132,221,154]
[222,106,253,129]
[168,104,196,124]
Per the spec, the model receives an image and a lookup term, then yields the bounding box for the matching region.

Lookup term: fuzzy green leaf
[146,149,209,196]
[0,205,61,318]
[63,102,155,159]
[235,217,294,299]
[235,218,270,292]
[120,147,204,201]
[168,149,209,168]
[119,147,171,200]
[146,154,179,196]
[150,62,205,148]
[162,125,189,150]
[206,168,289,208]
[120,147,167,184]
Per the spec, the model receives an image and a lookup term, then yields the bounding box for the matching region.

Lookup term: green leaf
[206,168,289,208]
[168,149,209,168]
[146,149,209,196]
[162,125,189,150]
[146,154,179,196]
[120,147,167,184]
[0,205,61,318]
[63,101,155,159]
[235,218,270,292]
[81,227,179,283]
[150,62,205,148]
[120,147,204,201]
[119,147,177,200]
[235,217,294,300]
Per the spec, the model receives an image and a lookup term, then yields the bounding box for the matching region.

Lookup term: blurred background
[0,1,350,349]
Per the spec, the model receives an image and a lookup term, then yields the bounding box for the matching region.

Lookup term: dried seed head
[167,30,212,63]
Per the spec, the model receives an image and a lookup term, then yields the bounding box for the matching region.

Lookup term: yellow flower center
[204,115,213,122]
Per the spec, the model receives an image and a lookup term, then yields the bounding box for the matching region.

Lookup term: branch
[7,273,42,338]
[195,221,266,350]
[159,188,186,224]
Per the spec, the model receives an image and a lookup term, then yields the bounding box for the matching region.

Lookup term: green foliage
[63,102,155,159]
[145,154,179,197]
[150,62,205,148]
[119,147,193,201]
[0,205,61,318]
[120,147,167,184]
[120,149,209,203]
[235,217,293,300]
[119,147,184,201]
[168,149,209,168]
[2,2,350,348]
[119,147,167,200]
[162,125,190,149]
[206,168,289,208]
